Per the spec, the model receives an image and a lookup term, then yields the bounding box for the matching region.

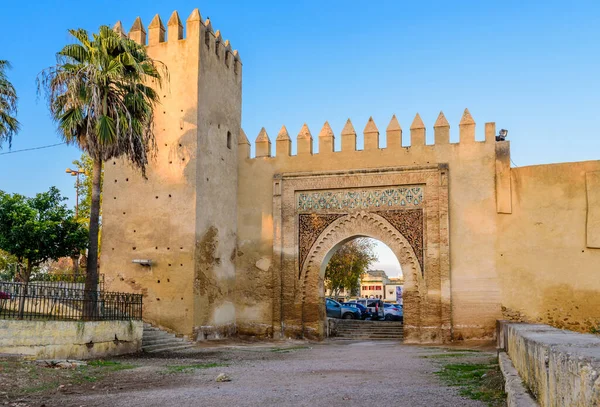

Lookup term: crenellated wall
[101,9,242,339]
[236,110,600,340]
[236,110,505,340]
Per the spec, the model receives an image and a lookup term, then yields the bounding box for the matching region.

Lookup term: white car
[383,303,403,321]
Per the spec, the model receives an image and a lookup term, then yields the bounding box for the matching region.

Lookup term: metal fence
[0,281,142,321]
[26,273,105,292]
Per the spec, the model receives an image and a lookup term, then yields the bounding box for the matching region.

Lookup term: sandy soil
[5,340,496,407]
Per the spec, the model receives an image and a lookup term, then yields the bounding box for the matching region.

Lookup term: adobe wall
[236,111,504,340]
[101,10,242,339]
[498,161,600,332]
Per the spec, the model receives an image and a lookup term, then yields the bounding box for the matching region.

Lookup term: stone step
[336,328,403,332]
[144,343,195,353]
[142,337,185,346]
[336,330,403,334]
[329,337,403,341]
[142,331,176,338]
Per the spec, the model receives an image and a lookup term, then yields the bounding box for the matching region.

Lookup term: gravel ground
[24,340,494,407]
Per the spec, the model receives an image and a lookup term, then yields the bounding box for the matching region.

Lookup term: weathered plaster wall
[498,161,600,332]
[101,10,242,339]
[0,320,142,359]
[236,112,503,340]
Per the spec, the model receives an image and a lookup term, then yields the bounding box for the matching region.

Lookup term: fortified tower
[101,9,242,339]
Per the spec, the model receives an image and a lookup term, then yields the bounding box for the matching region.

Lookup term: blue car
[326,298,361,319]
[341,302,371,320]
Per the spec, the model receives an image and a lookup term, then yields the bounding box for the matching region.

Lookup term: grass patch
[421,352,479,359]
[435,358,506,407]
[269,346,311,353]
[165,363,226,373]
[87,360,135,372]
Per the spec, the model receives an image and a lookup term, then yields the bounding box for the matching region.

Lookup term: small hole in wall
[167,279,170,282]
[133,230,136,233]
[206,178,209,181]
[218,124,221,129]
[123,212,126,215]
[181,109,183,113]
[132,247,136,250]
[113,161,116,165]
[227,131,232,149]
[126,178,128,182]
[168,194,172,198]
[180,264,183,267]
[155,246,158,250]
[155,196,159,199]
[179,144,182,147]
[167,247,170,250]
[169,161,172,164]
[113,197,116,200]
[114,179,117,183]
[112,248,115,251]
[157,280,160,283]
[164,143,167,147]
[182,158,185,161]
[582,250,585,253]
[180,247,183,250]
[168,263,172,267]
[157,298,160,301]
[181,297,184,300]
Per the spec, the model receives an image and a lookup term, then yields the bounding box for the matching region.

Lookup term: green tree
[39,26,164,299]
[0,187,88,281]
[325,238,376,300]
[0,188,88,317]
[0,60,19,148]
[0,249,18,281]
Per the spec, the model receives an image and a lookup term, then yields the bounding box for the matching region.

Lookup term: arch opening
[297,211,424,342]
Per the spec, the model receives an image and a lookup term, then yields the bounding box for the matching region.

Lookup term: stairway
[142,323,195,353]
[331,320,403,341]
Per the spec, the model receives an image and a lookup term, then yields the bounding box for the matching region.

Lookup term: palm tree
[39,26,165,309]
[0,60,20,148]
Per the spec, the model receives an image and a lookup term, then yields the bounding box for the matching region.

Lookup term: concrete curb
[498,351,539,407]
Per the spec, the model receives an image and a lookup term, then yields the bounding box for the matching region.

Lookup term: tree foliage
[325,238,377,299]
[0,60,19,149]
[39,26,165,295]
[0,187,88,282]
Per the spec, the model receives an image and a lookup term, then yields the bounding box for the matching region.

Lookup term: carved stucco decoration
[301,211,423,297]
[298,213,345,277]
[375,209,424,272]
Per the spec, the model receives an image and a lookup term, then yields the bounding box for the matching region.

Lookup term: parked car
[326,298,361,319]
[341,302,371,320]
[348,298,385,320]
[383,303,403,321]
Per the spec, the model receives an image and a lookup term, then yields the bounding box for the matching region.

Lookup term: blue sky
[1,1,599,275]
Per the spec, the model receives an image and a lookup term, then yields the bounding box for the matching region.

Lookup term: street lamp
[65,167,86,218]
[66,167,86,275]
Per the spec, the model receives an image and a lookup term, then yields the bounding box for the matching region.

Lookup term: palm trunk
[84,158,102,319]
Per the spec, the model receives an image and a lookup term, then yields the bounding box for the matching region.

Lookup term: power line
[0,142,67,156]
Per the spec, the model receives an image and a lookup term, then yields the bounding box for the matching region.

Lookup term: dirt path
[7,340,499,407]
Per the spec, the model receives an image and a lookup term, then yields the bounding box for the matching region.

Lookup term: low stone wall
[0,320,143,359]
[497,321,600,407]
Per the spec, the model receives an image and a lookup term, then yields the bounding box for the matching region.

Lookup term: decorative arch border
[271,165,451,343]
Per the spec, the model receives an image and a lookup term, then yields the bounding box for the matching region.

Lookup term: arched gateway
[271,165,451,343]
[100,9,600,344]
